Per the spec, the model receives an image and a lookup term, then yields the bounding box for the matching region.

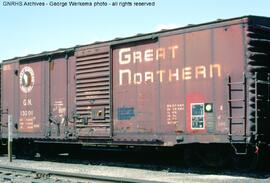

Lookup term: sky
[0,0,270,61]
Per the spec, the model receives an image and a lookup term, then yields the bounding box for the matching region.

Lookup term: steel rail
[0,164,164,183]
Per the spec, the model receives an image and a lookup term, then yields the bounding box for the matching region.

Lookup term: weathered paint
[19,62,42,133]
[75,45,111,137]
[49,57,68,137]
[0,16,269,147]
[1,63,18,136]
[1,54,76,139]
[113,24,245,143]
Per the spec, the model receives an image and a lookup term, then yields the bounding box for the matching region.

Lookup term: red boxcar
[1,50,76,139]
[1,16,270,165]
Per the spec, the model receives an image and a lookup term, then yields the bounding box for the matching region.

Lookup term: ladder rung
[231,106,244,109]
[228,99,244,102]
[228,138,247,141]
[235,152,248,155]
[228,117,245,119]
[229,140,247,143]
[256,99,270,102]
[231,89,243,91]
[228,134,246,136]
[231,122,244,125]
[257,80,270,84]
[228,82,244,85]
[257,117,269,119]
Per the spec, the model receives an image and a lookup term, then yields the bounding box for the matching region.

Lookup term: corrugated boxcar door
[75,46,111,138]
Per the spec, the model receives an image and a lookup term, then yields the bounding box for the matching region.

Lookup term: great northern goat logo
[20,66,35,93]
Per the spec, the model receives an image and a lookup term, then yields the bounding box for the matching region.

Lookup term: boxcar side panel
[67,55,77,137]
[1,62,18,137]
[213,25,246,135]
[48,57,68,138]
[112,23,246,145]
[67,56,76,120]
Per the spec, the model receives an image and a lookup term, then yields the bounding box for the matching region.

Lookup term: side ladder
[227,73,247,155]
[254,72,270,143]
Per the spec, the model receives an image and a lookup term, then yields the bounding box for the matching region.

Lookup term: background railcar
[0,16,269,166]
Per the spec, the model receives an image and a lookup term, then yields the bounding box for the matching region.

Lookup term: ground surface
[0,156,269,183]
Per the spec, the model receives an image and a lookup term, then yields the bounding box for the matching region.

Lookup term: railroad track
[0,165,163,183]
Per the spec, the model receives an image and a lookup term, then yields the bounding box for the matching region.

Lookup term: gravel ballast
[0,157,268,183]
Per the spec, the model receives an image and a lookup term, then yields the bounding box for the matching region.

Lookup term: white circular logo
[205,104,212,112]
[20,66,35,93]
